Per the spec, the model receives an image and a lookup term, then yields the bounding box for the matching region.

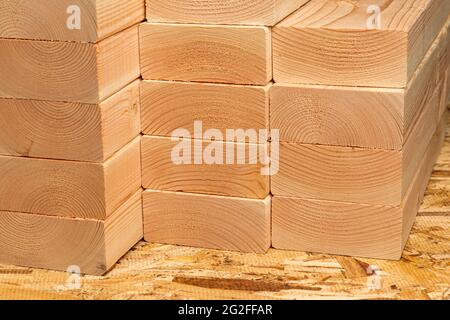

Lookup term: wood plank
[141,80,269,139]
[0,25,140,103]
[139,23,272,85]
[0,189,143,276]
[272,113,447,260]
[271,20,448,149]
[143,190,271,253]
[146,0,309,26]
[0,137,141,220]
[141,136,269,199]
[0,80,140,162]
[273,0,450,87]
[272,82,443,205]
[0,0,145,42]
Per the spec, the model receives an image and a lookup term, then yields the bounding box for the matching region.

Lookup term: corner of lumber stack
[273,112,447,260]
[273,0,450,87]
[146,0,310,26]
[0,1,146,275]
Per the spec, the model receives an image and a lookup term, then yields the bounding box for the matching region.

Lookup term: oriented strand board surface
[0,189,143,276]
[141,80,270,139]
[273,0,450,87]
[146,0,309,26]
[0,0,145,42]
[0,80,141,162]
[140,23,272,85]
[141,136,269,199]
[0,137,141,220]
[143,190,271,253]
[0,26,140,103]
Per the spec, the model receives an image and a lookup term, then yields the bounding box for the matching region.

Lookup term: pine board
[0,189,143,276]
[139,23,272,85]
[0,0,145,42]
[141,80,270,140]
[0,25,140,103]
[0,137,141,220]
[143,190,271,253]
[146,0,309,26]
[0,80,140,162]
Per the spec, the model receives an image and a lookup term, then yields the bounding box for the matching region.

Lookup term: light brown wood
[0,137,141,220]
[141,135,269,199]
[271,20,448,149]
[0,80,140,162]
[139,23,272,85]
[0,0,145,42]
[0,189,143,276]
[143,190,271,253]
[272,113,447,260]
[146,0,309,26]
[0,25,140,103]
[272,83,443,206]
[0,110,449,300]
[141,80,269,139]
[273,0,450,87]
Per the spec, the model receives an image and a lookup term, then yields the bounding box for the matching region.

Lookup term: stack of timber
[0,0,145,275]
[139,0,312,253]
[271,0,450,259]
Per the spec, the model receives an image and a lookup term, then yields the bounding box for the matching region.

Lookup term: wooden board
[143,190,271,253]
[0,80,140,162]
[272,83,443,206]
[0,137,141,220]
[273,0,450,87]
[0,189,143,276]
[141,80,270,139]
[0,25,140,103]
[146,0,309,26]
[0,0,145,42]
[0,111,449,300]
[272,113,447,260]
[141,136,269,199]
[271,21,448,149]
[140,23,272,85]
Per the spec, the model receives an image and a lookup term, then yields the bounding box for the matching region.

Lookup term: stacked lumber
[138,0,311,253]
[271,0,450,259]
[0,0,145,275]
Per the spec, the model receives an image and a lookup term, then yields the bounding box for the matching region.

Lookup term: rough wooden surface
[0,115,448,300]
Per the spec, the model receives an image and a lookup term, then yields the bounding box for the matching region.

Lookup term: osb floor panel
[0,115,449,300]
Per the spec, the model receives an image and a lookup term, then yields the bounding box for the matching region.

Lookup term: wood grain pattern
[0,80,140,162]
[143,190,271,253]
[146,0,309,26]
[272,83,443,205]
[141,136,269,199]
[139,23,272,85]
[0,189,143,276]
[272,113,447,260]
[271,20,448,149]
[0,137,141,220]
[0,25,140,103]
[0,0,145,42]
[141,80,269,139]
[0,110,448,300]
[273,0,450,87]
